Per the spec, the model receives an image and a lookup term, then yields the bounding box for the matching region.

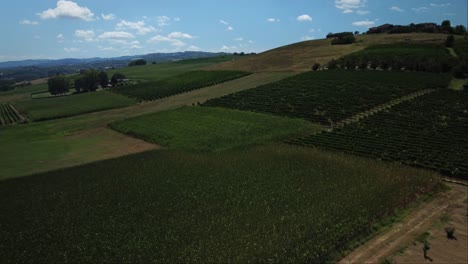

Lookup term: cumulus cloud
[157,16,171,27]
[56,33,65,43]
[389,6,404,12]
[186,45,201,51]
[101,13,115,21]
[19,20,38,25]
[297,14,312,22]
[234,37,244,41]
[75,30,94,42]
[98,31,135,40]
[64,47,80,53]
[148,31,195,47]
[227,26,234,31]
[267,18,280,22]
[38,0,94,21]
[352,20,375,27]
[335,0,367,13]
[116,20,156,35]
[356,10,370,15]
[219,20,229,25]
[301,35,315,41]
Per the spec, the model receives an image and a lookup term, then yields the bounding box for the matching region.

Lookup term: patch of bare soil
[339,183,467,264]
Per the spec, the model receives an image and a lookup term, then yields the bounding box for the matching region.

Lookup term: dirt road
[339,183,467,264]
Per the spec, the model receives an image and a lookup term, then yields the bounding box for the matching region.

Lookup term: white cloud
[130,41,142,49]
[186,45,201,51]
[98,31,135,40]
[335,0,367,12]
[267,18,280,22]
[101,13,115,21]
[116,20,156,35]
[234,37,244,41]
[157,16,171,27]
[248,40,254,44]
[412,7,429,13]
[430,3,451,7]
[167,32,195,39]
[227,26,234,31]
[19,20,38,25]
[356,10,370,15]
[56,33,65,43]
[173,17,181,22]
[64,47,80,53]
[38,0,94,21]
[297,14,312,22]
[75,30,94,42]
[343,9,354,13]
[220,45,237,52]
[389,6,404,12]
[301,35,315,41]
[352,20,375,27]
[148,31,195,47]
[219,20,229,25]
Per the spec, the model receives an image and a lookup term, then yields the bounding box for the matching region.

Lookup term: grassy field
[111,70,251,102]
[0,144,438,263]
[14,91,135,121]
[110,106,320,152]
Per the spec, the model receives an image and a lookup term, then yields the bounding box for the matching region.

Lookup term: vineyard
[111,70,251,102]
[203,70,451,126]
[330,43,455,73]
[289,89,468,179]
[0,103,24,125]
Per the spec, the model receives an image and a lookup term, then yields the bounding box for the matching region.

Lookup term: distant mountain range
[0,51,229,82]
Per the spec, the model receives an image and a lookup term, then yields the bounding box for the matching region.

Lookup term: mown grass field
[0,144,438,263]
[14,91,135,121]
[110,106,320,151]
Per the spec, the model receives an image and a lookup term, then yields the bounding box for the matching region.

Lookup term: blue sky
[1,0,466,61]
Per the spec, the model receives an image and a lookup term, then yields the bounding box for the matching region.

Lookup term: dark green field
[110,106,320,151]
[0,145,438,263]
[111,70,251,102]
[14,91,135,121]
[204,70,451,125]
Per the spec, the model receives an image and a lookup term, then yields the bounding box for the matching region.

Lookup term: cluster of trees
[128,59,147,67]
[0,79,15,92]
[48,70,127,96]
[367,20,466,35]
[327,32,356,45]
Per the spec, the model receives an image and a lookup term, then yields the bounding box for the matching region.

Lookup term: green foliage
[110,106,319,152]
[74,69,102,92]
[128,59,147,67]
[204,70,451,126]
[445,35,455,47]
[0,79,15,92]
[14,91,134,121]
[331,34,356,45]
[98,71,109,88]
[0,103,22,125]
[0,144,438,263]
[312,63,320,71]
[47,75,70,95]
[290,89,468,179]
[112,70,251,102]
[336,43,454,72]
[110,72,126,86]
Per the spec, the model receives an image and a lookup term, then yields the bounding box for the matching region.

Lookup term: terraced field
[289,89,468,179]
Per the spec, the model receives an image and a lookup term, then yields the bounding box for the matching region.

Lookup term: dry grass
[209,33,450,72]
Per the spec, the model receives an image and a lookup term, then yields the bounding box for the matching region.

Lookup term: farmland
[204,70,451,126]
[14,91,135,121]
[110,106,320,152]
[0,144,438,263]
[290,89,468,179]
[0,103,23,125]
[111,70,251,102]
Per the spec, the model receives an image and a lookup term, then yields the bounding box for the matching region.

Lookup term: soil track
[339,183,467,264]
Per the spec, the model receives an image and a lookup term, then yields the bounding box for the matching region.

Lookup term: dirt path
[339,183,467,264]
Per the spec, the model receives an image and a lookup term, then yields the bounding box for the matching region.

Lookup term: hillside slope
[209,33,450,72]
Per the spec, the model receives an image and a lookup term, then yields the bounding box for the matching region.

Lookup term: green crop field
[14,91,135,122]
[290,89,468,179]
[110,106,320,151]
[333,43,454,72]
[453,38,468,58]
[0,103,23,125]
[204,70,451,126]
[0,144,438,263]
[111,70,251,102]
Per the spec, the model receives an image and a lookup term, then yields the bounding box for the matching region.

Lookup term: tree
[98,71,109,88]
[354,31,360,35]
[441,20,452,33]
[453,25,467,35]
[111,73,126,86]
[74,69,100,92]
[48,76,70,96]
[312,63,320,71]
[445,35,455,47]
[128,59,147,67]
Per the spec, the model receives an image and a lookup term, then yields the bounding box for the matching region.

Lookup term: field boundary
[331,89,436,130]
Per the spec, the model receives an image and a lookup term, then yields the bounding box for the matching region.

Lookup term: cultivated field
[0,103,23,125]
